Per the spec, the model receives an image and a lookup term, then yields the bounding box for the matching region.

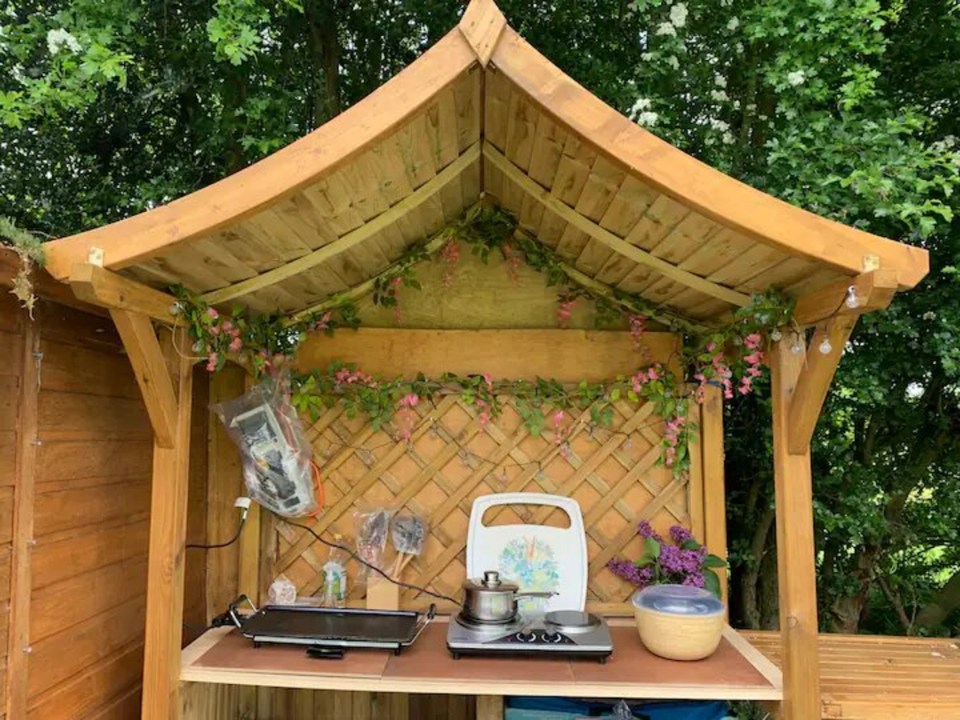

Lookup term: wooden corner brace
[110,309,180,448]
[786,269,899,454]
[70,263,178,324]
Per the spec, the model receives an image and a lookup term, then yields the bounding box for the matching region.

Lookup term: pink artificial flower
[744,333,762,349]
[206,307,219,320]
[221,320,234,333]
[229,337,243,352]
[210,324,221,336]
[553,410,565,427]
[205,352,218,372]
[399,393,420,408]
[390,276,403,288]
[482,373,493,390]
[647,367,660,381]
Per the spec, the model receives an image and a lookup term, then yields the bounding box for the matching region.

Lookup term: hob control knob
[543,632,563,644]
[516,631,536,643]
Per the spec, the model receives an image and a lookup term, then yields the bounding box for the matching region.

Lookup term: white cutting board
[466,493,587,612]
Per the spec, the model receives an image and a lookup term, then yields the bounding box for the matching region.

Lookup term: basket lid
[632,584,724,617]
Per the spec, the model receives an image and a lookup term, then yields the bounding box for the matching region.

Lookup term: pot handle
[514,591,558,599]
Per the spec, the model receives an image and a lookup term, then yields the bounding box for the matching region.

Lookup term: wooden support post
[141,327,194,720]
[5,312,39,720]
[476,695,504,720]
[771,330,822,720]
[700,385,728,602]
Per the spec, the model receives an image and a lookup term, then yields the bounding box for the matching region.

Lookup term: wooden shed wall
[0,293,208,720]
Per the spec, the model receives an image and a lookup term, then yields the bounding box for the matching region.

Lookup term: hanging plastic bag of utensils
[353,508,394,582]
[212,371,318,517]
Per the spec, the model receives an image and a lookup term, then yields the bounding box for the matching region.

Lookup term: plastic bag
[354,508,394,580]
[268,574,297,605]
[212,372,317,517]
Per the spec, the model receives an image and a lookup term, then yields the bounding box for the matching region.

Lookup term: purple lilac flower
[608,558,654,587]
[637,520,662,541]
[659,544,683,574]
[669,525,693,545]
[682,572,705,588]
[679,547,706,574]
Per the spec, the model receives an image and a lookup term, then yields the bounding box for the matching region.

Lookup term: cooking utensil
[466,493,587,612]
[390,514,427,577]
[460,570,556,624]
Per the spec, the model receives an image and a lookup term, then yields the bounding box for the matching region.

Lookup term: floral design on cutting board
[498,536,560,611]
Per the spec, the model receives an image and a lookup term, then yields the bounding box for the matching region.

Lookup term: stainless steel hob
[446,610,613,663]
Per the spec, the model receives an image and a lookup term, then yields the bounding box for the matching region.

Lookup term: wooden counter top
[181,618,782,701]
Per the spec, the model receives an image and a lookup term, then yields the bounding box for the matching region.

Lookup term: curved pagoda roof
[43,0,928,323]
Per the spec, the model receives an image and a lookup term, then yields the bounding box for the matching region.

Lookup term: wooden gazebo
[31,0,932,718]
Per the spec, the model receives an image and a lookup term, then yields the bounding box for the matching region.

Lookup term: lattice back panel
[271,394,695,615]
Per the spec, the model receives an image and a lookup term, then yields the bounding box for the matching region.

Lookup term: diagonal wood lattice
[271,395,693,615]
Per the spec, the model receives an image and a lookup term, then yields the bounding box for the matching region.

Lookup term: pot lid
[632,584,724,617]
[463,570,519,593]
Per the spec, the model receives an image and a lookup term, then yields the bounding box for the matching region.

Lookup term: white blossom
[641,52,655,61]
[709,118,730,132]
[669,3,688,28]
[655,22,677,37]
[786,70,806,86]
[726,17,739,31]
[710,89,729,102]
[665,55,679,70]
[714,73,727,88]
[635,110,660,127]
[722,131,735,145]
[631,97,653,114]
[47,28,81,55]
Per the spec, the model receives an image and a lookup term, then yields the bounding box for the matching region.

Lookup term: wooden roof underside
[42,0,928,323]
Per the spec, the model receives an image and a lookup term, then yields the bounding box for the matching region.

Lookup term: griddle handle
[306,646,345,660]
[227,594,258,629]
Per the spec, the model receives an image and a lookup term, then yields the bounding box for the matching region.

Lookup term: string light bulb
[845,285,860,309]
[819,337,833,354]
[770,328,782,342]
[791,340,805,355]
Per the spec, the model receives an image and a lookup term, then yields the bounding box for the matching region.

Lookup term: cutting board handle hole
[479,505,572,529]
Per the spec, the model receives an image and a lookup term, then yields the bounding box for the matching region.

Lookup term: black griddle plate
[238,605,430,651]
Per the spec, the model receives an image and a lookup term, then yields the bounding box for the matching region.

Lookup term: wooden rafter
[484,143,751,307]
[70,263,177,324]
[201,141,482,306]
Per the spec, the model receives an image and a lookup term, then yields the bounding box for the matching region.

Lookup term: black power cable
[186,515,247,550]
[282,518,462,607]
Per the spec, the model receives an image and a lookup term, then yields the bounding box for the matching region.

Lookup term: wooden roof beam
[201,141,481,306]
[484,143,751,307]
[70,263,177,324]
[792,269,898,326]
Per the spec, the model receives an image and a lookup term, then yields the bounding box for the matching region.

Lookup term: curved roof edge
[489,24,928,289]
[43,27,479,281]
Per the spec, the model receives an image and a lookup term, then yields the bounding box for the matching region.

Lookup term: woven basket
[633,604,724,661]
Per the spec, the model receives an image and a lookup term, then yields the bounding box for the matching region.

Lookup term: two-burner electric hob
[447,609,613,663]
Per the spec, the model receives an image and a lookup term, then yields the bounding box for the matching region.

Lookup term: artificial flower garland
[172,206,794,476]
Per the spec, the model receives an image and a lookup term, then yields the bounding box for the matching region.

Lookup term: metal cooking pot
[461,570,556,624]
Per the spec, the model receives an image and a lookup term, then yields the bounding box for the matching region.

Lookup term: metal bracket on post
[87,247,105,267]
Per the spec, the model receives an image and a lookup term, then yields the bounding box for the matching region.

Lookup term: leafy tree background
[2,0,959,635]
